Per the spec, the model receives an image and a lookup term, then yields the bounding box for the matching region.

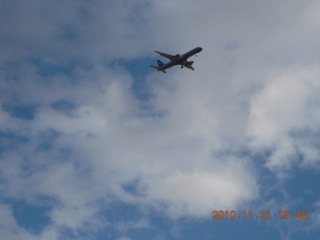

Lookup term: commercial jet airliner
[150,47,202,73]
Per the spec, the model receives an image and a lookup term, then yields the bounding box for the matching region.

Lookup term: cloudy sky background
[0,0,320,239]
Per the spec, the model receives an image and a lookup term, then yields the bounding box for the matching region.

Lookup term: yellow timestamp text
[211,210,308,220]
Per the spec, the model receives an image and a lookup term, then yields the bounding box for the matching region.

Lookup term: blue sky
[0,0,320,239]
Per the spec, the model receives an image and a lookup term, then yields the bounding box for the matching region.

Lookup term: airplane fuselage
[181,47,203,60]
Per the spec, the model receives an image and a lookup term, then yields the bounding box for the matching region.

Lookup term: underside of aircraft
[150,47,202,73]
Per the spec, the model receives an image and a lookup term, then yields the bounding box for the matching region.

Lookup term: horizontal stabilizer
[150,65,166,73]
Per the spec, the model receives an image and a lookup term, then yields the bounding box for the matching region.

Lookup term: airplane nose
[198,47,203,52]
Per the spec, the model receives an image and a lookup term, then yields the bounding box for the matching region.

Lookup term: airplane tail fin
[157,60,164,67]
[150,65,166,73]
[150,60,166,73]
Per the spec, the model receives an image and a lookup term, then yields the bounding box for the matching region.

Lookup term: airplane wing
[183,60,195,70]
[154,51,176,61]
[187,65,195,70]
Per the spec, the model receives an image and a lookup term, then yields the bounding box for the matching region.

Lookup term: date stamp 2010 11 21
[211,210,308,220]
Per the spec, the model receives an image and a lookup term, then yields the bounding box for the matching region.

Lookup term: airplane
[150,47,202,73]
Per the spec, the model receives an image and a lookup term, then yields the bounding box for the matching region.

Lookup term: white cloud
[247,69,320,170]
[145,158,257,218]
